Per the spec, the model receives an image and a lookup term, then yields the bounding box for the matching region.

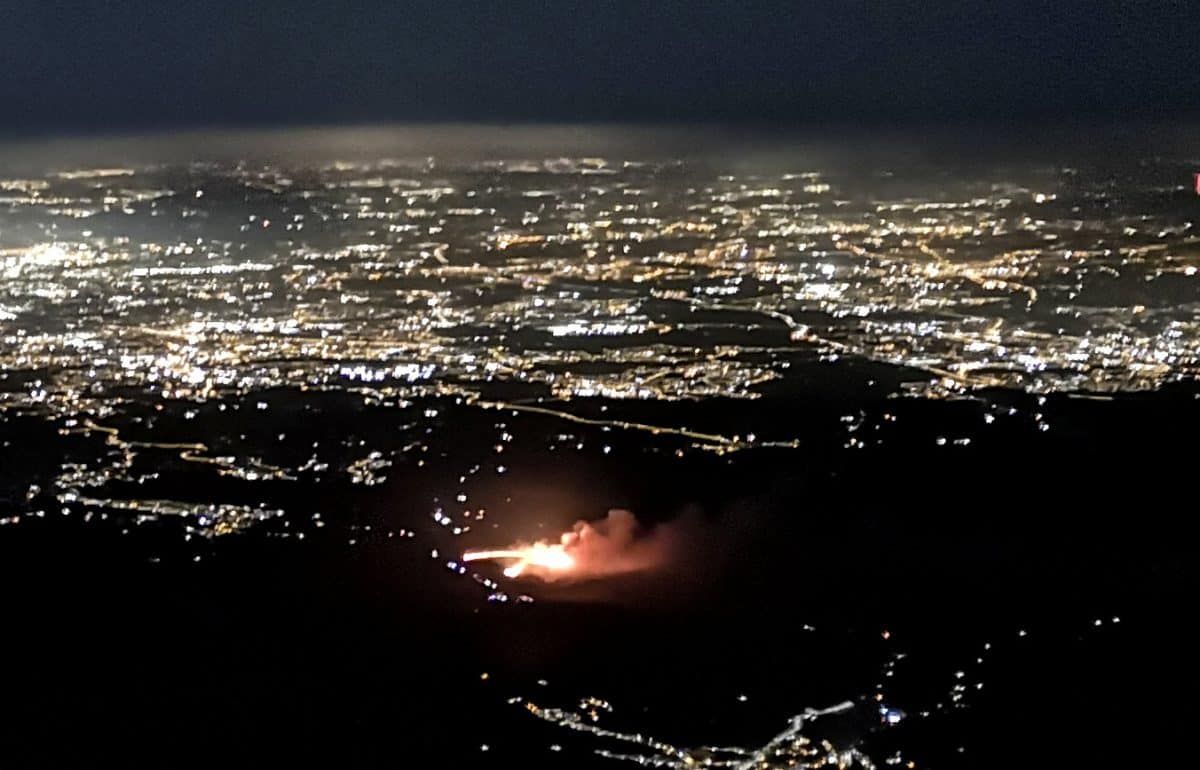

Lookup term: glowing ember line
[463,543,574,578]
[461,549,529,562]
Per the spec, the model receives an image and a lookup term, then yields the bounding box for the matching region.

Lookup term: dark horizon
[5,1,1200,136]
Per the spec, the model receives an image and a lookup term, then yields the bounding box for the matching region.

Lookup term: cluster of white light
[519,698,877,769]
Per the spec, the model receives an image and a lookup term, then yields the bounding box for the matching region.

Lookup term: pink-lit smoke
[463,509,670,582]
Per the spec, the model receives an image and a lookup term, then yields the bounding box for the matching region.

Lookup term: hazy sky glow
[4,1,1200,134]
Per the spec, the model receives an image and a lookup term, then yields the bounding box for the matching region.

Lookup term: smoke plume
[464,509,675,582]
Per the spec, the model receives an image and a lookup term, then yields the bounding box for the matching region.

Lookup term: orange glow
[462,542,575,578]
[462,509,665,582]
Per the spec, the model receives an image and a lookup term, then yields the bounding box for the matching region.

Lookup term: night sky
[3,1,1199,134]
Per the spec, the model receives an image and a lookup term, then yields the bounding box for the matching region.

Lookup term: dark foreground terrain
[1,378,1192,769]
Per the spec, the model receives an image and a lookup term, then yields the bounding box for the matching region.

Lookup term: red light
[1195,172,1200,196]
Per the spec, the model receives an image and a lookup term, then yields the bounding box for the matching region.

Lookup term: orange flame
[462,509,661,582]
[462,542,575,578]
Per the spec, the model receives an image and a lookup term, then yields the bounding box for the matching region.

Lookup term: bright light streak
[463,542,575,578]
